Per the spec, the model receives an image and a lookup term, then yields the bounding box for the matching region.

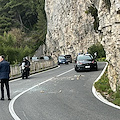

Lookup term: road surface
[0,62,120,120]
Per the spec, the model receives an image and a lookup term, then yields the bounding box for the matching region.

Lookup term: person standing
[0,55,11,100]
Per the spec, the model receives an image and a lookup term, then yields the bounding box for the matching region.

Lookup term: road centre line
[9,68,74,120]
[57,68,74,77]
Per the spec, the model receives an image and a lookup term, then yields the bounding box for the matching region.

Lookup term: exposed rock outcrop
[45,0,120,91]
[93,0,120,91]
[45,0,98,60]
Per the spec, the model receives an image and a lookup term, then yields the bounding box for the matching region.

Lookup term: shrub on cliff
[85,4,99,32]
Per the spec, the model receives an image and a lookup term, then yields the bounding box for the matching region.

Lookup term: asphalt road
[0,62,120,120]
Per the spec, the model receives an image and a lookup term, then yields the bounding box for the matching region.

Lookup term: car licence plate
[85,66,90,68]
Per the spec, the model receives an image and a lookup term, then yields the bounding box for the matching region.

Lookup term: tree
[88,43,106,58]
[0,0,38,33]
[8,28,25,48]
[0,0,47,63]
[32,0,47,50]
[0,32,32,64]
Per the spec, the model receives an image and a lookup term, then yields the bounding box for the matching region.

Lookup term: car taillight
[77,61,82,65]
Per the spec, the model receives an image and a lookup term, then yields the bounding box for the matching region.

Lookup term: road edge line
[9,77,54,120]
[9,67,74,120]
[92,62,120,109]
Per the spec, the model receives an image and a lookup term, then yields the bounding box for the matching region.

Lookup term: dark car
[58,55,68,65]
[65,55,72,63]
[74,54,98,71]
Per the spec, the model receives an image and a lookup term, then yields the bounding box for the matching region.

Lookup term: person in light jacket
[0,55,11,100]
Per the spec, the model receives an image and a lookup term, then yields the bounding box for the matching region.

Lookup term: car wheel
[75,67,78,72]
[66,62,68,65]
[95,66,98,71]
[22,73,24,79]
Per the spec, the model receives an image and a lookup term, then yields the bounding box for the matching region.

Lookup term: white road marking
[57,68,74,77]
[92,62,120,110]
[9,67,74,120]
[9,77,54,120]
[10,62,120,120]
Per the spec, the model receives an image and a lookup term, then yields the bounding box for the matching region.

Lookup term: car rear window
[65,55,71,58]
[59,56,65,59]
[77,55,92,61]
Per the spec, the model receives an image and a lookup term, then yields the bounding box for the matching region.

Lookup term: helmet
[23,57,26,61]
[25,57,28,60]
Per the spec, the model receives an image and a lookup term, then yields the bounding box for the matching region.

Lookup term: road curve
[92,62,120,110]
[0,62,120,120]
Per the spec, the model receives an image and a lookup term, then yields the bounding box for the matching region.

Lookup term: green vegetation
[0,31,32,64]
[87,43,106,60]
[85,4,99,32]
[94,69,111,93]
[97,57,106,62]
[94,68,120,106]
[0,0,47,64]
[0,0,45,33]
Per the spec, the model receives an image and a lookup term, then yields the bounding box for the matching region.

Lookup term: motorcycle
[21,62,29,79]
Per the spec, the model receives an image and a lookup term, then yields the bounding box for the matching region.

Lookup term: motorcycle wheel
[22,73,24,79]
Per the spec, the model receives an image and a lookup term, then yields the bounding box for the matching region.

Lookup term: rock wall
[95,0,120,91]
[45,0,120,91]
[45,0,98,60]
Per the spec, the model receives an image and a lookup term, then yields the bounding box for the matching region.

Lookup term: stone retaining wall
[10,60,57,79]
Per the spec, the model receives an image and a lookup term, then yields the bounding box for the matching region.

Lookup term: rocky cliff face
[45,0,98,60]
[93,0,120,91]
[45,0,120,91]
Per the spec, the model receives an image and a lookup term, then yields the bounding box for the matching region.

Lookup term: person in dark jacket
[24,57,30,77]
[0,55,11,100]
